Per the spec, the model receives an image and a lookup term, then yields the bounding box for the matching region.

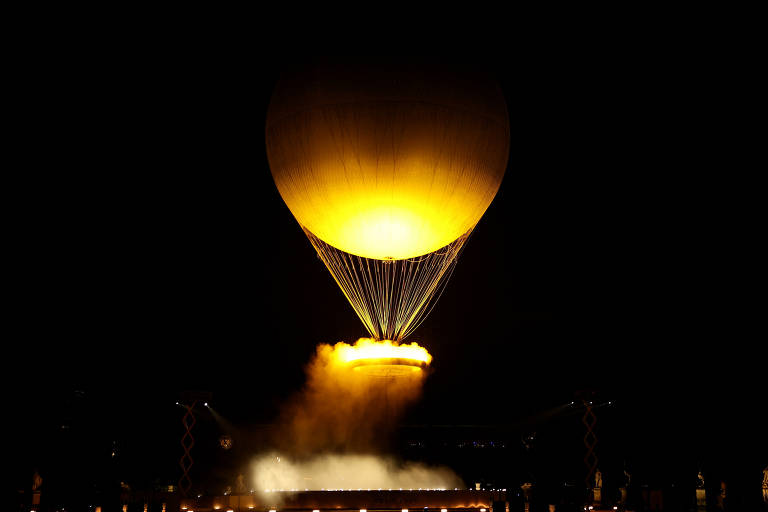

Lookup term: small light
[313,509,320,512]
[361,509,367,512]
[269,510,277,512]
[481,509,487,512]
[442,509,448,512]
[204,402,208,407]
[403,509,409,512]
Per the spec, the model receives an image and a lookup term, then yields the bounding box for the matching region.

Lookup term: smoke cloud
[274,340,426,455]
[252,339,462,495]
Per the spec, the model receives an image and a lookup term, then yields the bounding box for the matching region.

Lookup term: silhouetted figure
[716,480,726,510]
[762,466,768,504]
[31,469,42,508]
[696,470,707,509]
[32,470,42,491]
[521,482,533,512]
[592,468,602,505]
[236,473,246,493]
[619,467,631,506]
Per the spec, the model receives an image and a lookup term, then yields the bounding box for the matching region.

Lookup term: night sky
[8,45,764,504]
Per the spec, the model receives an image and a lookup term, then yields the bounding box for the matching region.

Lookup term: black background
[6,26,765,509]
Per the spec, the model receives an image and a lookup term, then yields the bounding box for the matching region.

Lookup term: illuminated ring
[348,357,428,376]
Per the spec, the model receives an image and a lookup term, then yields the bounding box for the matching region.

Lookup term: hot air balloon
[267,57,509,341]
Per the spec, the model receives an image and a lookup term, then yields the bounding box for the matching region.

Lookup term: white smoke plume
[252,452,462,493]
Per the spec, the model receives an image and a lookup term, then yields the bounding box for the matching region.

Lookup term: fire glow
[338,339,432,375]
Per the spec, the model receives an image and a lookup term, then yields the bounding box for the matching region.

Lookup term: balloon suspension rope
[304,227,472,341]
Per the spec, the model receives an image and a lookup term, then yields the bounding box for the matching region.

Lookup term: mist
[252,453,463,492]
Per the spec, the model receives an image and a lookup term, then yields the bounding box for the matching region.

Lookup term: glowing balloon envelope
[267,58,509,340]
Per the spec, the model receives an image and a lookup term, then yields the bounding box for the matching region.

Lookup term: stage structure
[575,390,599,507]
[177,489,508,512]
[177,391,213,497]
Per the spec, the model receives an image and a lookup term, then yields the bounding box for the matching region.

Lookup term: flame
[337,338,432,365]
